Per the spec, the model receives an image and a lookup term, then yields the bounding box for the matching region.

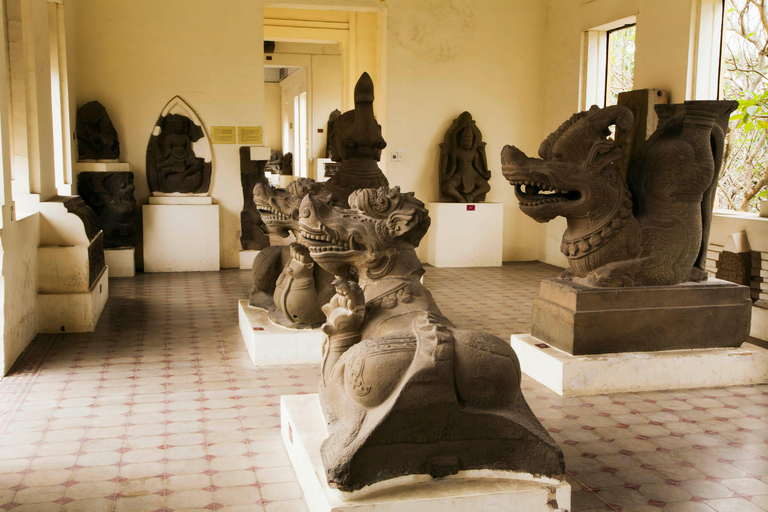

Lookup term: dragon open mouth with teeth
[508,180,582,208]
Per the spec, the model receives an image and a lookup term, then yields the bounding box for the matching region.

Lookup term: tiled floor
[0,263,765,512]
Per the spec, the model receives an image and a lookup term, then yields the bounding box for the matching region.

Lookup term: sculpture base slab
[38,267,109,333]
[531,278,752,355]
[238,300,323,366]
[148,195,212,205]
[281,394,570,512]
[510,334,768,397]
[105,248,135,277]
[427,202,503,267]
[142,204,219,272]
[239,250,259,270]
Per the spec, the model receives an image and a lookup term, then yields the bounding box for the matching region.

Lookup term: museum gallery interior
[0,0,768,511]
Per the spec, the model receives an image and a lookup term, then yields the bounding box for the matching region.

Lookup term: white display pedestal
[105,248,135,277]
[510,334,768,397]
[238,300,323,366]
[37,197,109,333]
[143,197,219,272]
[427,202,503,267]
[38,267,109,333]
[239,250,259,270]
[281,394,570,512]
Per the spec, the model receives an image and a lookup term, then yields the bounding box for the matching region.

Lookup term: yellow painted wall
[384,0,547,261]
[264,83,282,153]
[74,0,264,269]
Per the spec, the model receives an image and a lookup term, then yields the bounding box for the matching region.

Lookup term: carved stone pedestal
[238,300,323,366]
[38,197,109,332]
[427,202,503,267]
[105,248,135,277]
[510,334,768,397]
[281,394,571,512]
[531,278,752,355]
[142,197,219,272]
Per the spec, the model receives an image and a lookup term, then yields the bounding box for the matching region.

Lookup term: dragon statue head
[501,105,634,224]
[298,186,430,281]
[253,178,331,238]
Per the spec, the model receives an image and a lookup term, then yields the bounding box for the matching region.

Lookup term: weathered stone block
[531,278,752,355]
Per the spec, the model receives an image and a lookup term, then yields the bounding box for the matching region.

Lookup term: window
[605,25,636,106]
[48,1,73,196]
[581,16,636,110]
[716,0,768,213]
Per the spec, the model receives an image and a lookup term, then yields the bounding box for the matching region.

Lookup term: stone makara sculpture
[249,179,337,328]
[146,113,212,194]
[298,186,564,492]
[239,146,270,251]
[502,101,737,287]
[439,111,491,202]
[326,72,388,206]
[77,172,137,249]
[76,101,120,160]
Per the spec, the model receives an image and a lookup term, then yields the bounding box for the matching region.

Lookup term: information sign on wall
[238,126,263,145]
[210,126,236,144]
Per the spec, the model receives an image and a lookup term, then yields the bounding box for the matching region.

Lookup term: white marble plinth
[281,394,570,512]
[239,250,259,270]
[510,334,768,397]
[143,204,219,272]
[74,161,129,174]
[105,248,135,277]
[238,300,323,366]
[427,202,503,267]
[38,266,109,333]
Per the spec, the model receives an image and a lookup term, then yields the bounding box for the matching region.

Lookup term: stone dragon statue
[247,72,389,328]
[501,100,737,287]
[297,186,564,492]
[249,178,338,328]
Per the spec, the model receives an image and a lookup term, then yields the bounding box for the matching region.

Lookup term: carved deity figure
[239,146,270,251]
[296,186,564,491]
[146,113,212,194]
[280,152,293,176]
[77,172,137,249]
[249,179,338,328]
[76,101,120,160]
[439,111,491,202]
[502,100,737,287]
[326,72,388,206]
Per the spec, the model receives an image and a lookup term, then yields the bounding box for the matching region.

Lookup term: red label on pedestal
[466,205,475,211]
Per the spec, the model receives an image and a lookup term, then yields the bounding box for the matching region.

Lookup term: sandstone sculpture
[326,72,388,206]
[76,101,120,160]
[325,109,342,159]
[249,179,337,328]
[247,73,393,329]
[298,186,564,491]
[146,113,212,194]
[439,111,491,203]
[265,150,282,174]
[281,152,293,176]
[239,146,270,251]
[77,172,137,249]
[502,100,737,287]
